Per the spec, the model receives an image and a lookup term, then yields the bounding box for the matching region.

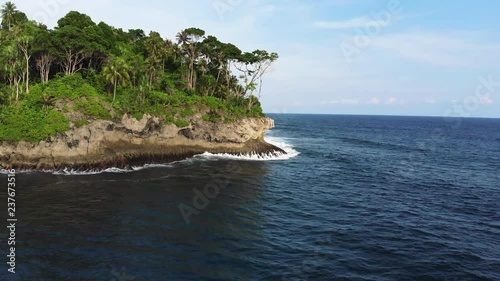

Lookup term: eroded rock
[0,116,282,170]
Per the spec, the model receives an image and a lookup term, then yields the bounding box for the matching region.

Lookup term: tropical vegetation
[0,2,278,142]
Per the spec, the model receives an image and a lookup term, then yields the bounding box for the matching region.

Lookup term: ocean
[1,114,499,280]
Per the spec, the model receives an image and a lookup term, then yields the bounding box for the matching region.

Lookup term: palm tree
[2,44,22,102]
[1,2,17,31]
[145,57,159,90]
[40,93,55,111]
[102,57,130,104]
[175,30,188,47]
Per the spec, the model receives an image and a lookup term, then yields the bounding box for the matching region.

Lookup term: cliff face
[0,115,283,170]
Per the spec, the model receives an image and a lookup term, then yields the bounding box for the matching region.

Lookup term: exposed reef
[0,115,284,170]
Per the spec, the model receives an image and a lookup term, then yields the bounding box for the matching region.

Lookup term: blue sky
[13,0,500,117]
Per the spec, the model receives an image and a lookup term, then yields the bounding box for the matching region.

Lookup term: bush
[0,73,267,142]
[74,97,112,120]
[174,119,190,128]
[180,107,195,117]
[0,106,70,143]
[74,120,89,128]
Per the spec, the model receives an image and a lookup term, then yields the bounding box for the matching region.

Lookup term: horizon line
[264,113,500,119]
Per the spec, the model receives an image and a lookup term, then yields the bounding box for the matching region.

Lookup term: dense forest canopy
[0,1,278,142]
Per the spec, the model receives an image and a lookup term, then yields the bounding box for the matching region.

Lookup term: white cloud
[370,31,500,67]
[368,97,381,105]
[313,16,372,29]
[425,98,438,104]
[9,0,500,117]
[386,97,398,104]
[322,99,360,105]
[479,96,494,104]
[385,98,408,105]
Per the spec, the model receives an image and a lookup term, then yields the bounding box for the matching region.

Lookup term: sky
[11,0,500,117]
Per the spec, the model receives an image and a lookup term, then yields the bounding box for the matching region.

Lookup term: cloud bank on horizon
[13,0,500,117]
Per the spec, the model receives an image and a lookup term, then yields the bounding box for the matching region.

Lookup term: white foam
[50,163,177,176]
[265,136,300,158]
[193,136,300,161]
[52,167,121,176]
[0,134,299,175]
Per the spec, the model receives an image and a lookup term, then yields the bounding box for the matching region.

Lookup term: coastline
[0,116,285,171]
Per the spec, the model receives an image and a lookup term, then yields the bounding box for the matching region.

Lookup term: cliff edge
[0,115,284,170]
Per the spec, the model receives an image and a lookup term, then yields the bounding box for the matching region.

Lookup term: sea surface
[1,114,499,281]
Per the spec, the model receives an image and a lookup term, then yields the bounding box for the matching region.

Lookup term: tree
[145,31,164,88]
[0,1,16,30]
[32,27,56,83]
[0,6,278,130]
[57,11,94,30]
[16,35,32,93]
[200,37,242,97]
[102,57,130,103]
[2,44,22,102]
[116,43,144,89]
[176,27,205,90]
[53,12,97,75]
[235,50,278,108]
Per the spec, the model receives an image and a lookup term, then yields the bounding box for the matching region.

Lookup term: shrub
[0,106,70,143]
[74,97,112,120]
[174,119,190,128]
[74,120,89,128]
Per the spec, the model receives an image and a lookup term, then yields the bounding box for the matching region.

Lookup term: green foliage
[202,112,222,123]
[27,74,113,120]
[28,74,105,100]
[74,97,112,120]
[132,112,144,121]
[0,106,69,142]
[174,119,190,128]
[74,120,89,128]
[0,4,275,142]
[180,107,195,117]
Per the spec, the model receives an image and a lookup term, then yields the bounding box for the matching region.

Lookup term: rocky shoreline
[0,115,285,170]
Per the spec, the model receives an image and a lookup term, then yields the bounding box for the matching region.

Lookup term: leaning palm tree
[1,1,17,31]
[102,57,130,104]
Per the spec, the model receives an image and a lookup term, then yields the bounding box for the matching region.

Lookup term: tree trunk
[14,76,19,103]
[113,79,117,103]
[189,57,194,90]
[25,56,30,94]
[36,55,52,83]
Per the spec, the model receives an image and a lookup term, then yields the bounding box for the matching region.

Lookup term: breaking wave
[0,135,299,175]
[194,136,300,161]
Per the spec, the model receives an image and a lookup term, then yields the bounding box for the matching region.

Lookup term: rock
[0,117,283,170]
[178,128,194,139]
[121,114,151,133]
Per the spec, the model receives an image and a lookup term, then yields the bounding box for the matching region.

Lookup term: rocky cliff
[0,115,284,170]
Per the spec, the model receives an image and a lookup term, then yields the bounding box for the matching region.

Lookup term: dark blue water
[1,115,499,281]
